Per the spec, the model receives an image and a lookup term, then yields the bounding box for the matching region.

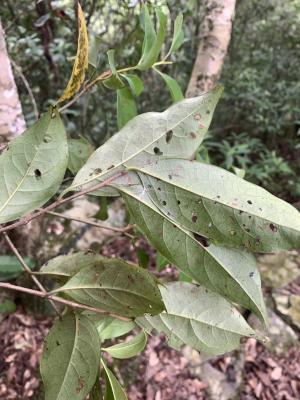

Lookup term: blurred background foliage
[1,0,299,200]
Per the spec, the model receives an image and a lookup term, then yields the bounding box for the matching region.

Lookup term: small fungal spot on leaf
[192,215,198,223]
[249,272,254,277]
[269,223,278,232]
[189,132,197,139]
[247,200,252,205]
[107,164,115,170]
[168,174,172,180]
[56,341,60,346]
[157,187,161,191]
[94,168,102,174]
[239,210,244,214]
[162,201,167,206]
[153,147,163,155]
[166,130,173,143]
[34,169,42,179]
[177,200,181,205]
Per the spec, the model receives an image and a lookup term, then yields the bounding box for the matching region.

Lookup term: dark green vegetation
[2,0,299,199]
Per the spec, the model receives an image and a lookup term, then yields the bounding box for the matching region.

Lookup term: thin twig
[0,172,126,234]
[3,233,61,316]
[0,282,131,322]
[44,210,134,239]
[10,59,39,120]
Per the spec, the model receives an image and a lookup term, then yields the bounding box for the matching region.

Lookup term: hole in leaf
[34,169,42,179]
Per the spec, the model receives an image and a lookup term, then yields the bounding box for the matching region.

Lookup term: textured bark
[0,18,26,143]
[186,0,236,97]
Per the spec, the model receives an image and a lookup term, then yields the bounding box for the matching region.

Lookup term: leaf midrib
[120,185,264,319]
[70,101,203,191]
[0,119,51,217]
[133,166,300,233]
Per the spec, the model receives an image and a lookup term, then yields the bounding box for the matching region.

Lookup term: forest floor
[0,201,299,400]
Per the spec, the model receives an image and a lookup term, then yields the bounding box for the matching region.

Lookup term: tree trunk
[0,17,26,143]
[186,0,236,97]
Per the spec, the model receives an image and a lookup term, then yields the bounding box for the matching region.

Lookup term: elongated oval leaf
[40,313,100,400]
[135,159,300,252]
[53,258,164,317]
[121,74,144,97]
[67,88,222,196]
[117,87,137,129]
[0,255,34,281]
[103,331,147,359]
[101,360,128,400]
[0,109,68,224]
[155,69,184,103]
[139,5,156,62]
[138,7,168,70]
[167,13,184,56]
[137,282,254,355]
[122,184,267,324]
[95,316,135,341]
[38,252,104,283]
[57,3,88,103]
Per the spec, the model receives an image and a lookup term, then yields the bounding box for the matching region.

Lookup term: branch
[0,172,126,234]
[3,233,61,316]
[0,282,131,322]
[10,59,39,121]
[44,210,134,239]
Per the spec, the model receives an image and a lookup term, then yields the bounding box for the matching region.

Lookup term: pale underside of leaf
[40,313,100,400]
[121,184,267,324]
[137,282,255,355]
[57,3,88,103]
[53,259,164,317]
[38,252,105,283]
[134,159,300,252]
[68,87,223,196]
[103,330,147,359]
[0,109,68,224]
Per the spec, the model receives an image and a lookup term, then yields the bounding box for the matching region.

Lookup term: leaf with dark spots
[40,312,100,400]
[34,169,42,179]
[192,215,198,223]
[135,159,300,252]
[68,87,223,197]
[52,258,164,317]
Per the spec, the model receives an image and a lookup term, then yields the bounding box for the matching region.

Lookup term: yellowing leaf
[57,3,88,103]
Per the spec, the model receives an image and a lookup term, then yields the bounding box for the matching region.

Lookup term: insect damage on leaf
[57,3,88,104]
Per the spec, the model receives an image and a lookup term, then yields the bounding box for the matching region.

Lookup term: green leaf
[68,137,93,175]
[103,331,147,359]
[122,185,267,324]
[95,316,135,341]
[101,360,128,400]
[57,3,88,103]
[137,282,255,355]
[135,159,300,252]
[38,252,104,283]
[155,69,184,103]
[0,109,68,224]
[107,49,117,74]
[178,271,192,283]
[0,298,16,314]
[117,87,137,130]
[136,248,150,268]
[93,197,109,220]
[121,74,144,97]
[138,7,168,70]
[40,313,100,400]
[167,13,184,56]
[52,258,164,317]
[0,256,34,281]
[68,87,222,196]
[102,74,125,90]
[156,251,168,272]
[139,5,156,67]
